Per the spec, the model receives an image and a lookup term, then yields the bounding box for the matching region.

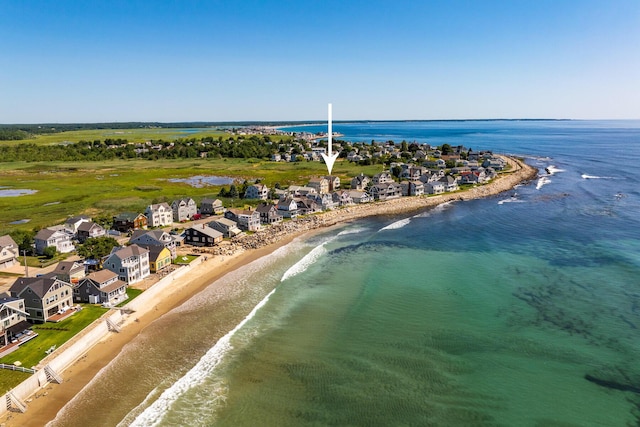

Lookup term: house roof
[212,217,237,227]
[84,269,118,284]
[65,215,91,225]
[110,244,149,260]
[77,221,102,232]
[10,277,70,298]
[35,228,58,240]
[255,203,276,213]
[52,261,84,275]
[189,226,223,239]
[0,235,18,249]
[114,212,141,221]
[131,229,168,243]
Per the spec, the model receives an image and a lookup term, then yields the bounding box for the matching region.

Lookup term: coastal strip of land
[2,155,538,427]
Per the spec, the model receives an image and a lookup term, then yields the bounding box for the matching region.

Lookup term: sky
[1,0,639,123]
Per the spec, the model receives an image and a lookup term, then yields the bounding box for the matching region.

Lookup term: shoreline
[2,156,538,426]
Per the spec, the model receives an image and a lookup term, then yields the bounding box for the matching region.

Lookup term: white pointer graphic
[321,103,339,175]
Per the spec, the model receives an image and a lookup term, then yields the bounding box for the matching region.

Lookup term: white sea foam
[545,165,565,175]
[337,226,367,236]
[498,197,524,205]
[581,174,613,180]
[379,217,411,231]
[412,201,454,218]
[128,287,278,427]
[536,176,551,190]
[280,237,335,282]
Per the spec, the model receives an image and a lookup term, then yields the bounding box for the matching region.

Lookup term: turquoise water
[50,121,640,426]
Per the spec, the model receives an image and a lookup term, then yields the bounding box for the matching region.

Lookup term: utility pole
[23,250,29,277]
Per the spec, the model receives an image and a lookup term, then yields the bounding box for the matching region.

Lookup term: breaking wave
[280,237,336,282]
[379,217,411,231]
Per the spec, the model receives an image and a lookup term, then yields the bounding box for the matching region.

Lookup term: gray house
[9,277,74,323]
[74,269,127,305]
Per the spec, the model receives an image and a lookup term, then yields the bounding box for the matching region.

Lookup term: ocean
[51,120,640,426]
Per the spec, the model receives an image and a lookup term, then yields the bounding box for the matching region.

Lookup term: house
[130,229,178,259]
[425,181,445,194]
[104,244,150,285]
[74,270,127,305]
[400,180,425,197]
[34,228,74,255]
[171,198,197,222]
[325,176,341,191]
[482,157,506,170]
[137,245,172,272]
[370,183,402,201]
[307,193,335,210]
[307,177,330,194]
[0,294,30,348]
[288,185,317,196]
[439,175,459,192]
[348,190,372,204]
[255,203,283,225]
[372,172,394,184]
[112,212,148,233]
[184,225,224,247]
[332,190,354,207]
[224,208,261,232]
[76,221,107,243]
[294,198,320,215]
[245,184,269,200]
[350,173,371,191]
[144,202,173,227]
[276,197,298,219]
[200,198,225,215]
[64,215,91,235]
[0,235,19,269]
[9,277,74,323]
[50,260,86,285]
[209,218,242,238]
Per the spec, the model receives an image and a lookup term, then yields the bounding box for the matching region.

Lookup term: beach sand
[1,157,537,426]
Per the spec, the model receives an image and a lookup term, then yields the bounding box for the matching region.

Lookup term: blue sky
[1,0,639,123]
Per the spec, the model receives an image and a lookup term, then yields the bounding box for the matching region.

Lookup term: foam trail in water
[129,287,278,427]
[536,176,551,190]
[337,227,368,236]
[379,217,411,231]
[412,201,454,218]
[545,165,564,175]
[281,236,336,282]
[581,174,613,180]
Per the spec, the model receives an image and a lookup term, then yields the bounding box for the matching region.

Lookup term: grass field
[0,304,108,392]
[0,157,382,234]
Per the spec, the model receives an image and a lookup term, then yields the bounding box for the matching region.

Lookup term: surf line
[129,287,279,427]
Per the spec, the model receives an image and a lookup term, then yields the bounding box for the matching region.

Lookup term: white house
[245,184,269,200]
[171,198,197,222]
[104,244,150,285]
[34,228,74,255]
[145,203,173,227]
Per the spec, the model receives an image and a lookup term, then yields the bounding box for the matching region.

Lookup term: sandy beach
[1,156,538,427]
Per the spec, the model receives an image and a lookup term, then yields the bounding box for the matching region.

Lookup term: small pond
[167,175,235,188]
[0,189,38,197]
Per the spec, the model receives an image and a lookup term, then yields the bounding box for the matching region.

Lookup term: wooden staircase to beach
[44,365,63,384]
[6,390,27,413]
[106,317,121,333]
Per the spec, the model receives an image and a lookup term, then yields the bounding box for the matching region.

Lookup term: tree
[228,184,239,199]
[76,236,119,260]
[391,165,403,178]
[441,144,452,155]
[9,229,35,255]
[43,246,57,259]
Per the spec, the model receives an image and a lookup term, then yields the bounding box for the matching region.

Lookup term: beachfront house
[138,245,172,273]
[9,277,74,323]
[171,198,197,222]
[130,229,178,260]
[200,198,225,216]
[245,184,269,200]
[0,294,31,350]
[294,198,320,215]
[400,180,425,197]
[425,181,445,195]
[112,212,148,233]
[144,203,173,227]
[255,203,283,225]
[184,225,224,247]
[348,190,372,204]
[76,221,107,243]
[74,270,127,305]
[0,235,19,269]
[224,208,261,232]
[104,244,150,285]
[372,172,394,184]
[332,190,354,207]
[439,175,459,192]
[34,228,75,255]
[276,197,298,219]
[325,176,341,192]
[370,183,402,201]
[350,173,371,191]
[209,218,242,238]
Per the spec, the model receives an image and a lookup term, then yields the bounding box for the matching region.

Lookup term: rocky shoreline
[206,156,538,254]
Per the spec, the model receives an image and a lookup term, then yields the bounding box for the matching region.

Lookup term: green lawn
[117,288,143,307]
[173,254,199,265]
[0,304,108,393]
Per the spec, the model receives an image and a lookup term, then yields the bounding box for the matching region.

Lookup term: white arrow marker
[321,103,339,175]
